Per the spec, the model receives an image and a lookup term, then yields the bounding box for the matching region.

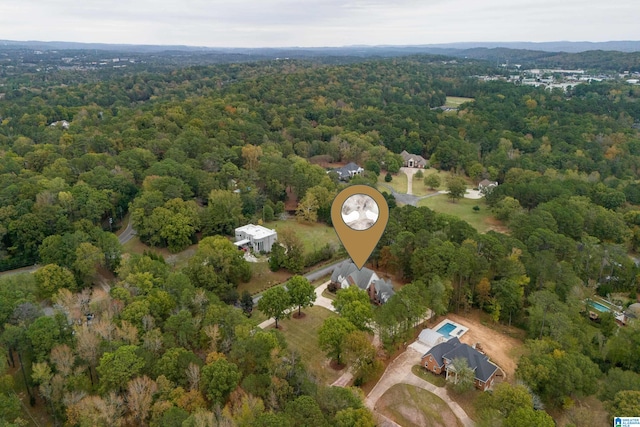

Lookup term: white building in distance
[234,224,278,253]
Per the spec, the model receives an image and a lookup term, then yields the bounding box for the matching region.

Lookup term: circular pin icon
[332,185,389,270]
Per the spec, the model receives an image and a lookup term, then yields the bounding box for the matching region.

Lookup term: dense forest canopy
[1,49,640,426]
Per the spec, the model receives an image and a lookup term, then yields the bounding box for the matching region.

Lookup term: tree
[287,275,316,317]
[200,354,241,406]
[201,190,244,236]
[257,286,292,328]
[278,227,305,274]
[334,407,376,427]
[504,407,555,427]
[318,317,357,365]
[185,236,251,300]
[384,172,392,182]
[285,395,328,427]
[342,330,377,382]
[296,193,319,223]
[446,176,467,202]
[424,173,441,190]
[27,314,70,362]
[73,242,104,286]
[607,390,640,418]
[96,345,145,393]
[240,290,254,316]
[126,376,157,427]
[449,357,475,393]
[34,264,77,299]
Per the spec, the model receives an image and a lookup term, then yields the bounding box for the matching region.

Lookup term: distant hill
[2,39,639,71]
[2,39,640,54]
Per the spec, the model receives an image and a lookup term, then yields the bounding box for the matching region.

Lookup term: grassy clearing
[239,261,292,295]
[378,172,408,194]
[444,96,475,108]
[266,220,341,254]
[445,386,479,422]
[417,195,504,233]
[411,365,446,387]
[265,305,342,384]
[411,169,453,196]
[378,383,463,427]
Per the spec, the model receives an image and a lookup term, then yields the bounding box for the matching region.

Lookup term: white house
[234,224,278,253]
[478,179,498,194]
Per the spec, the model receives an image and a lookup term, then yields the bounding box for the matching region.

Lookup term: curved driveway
[366,348,475,427]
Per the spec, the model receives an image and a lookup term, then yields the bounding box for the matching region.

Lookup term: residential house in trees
[332,162,364,181]
[234,224,277,253]
[330,261,395,304]
[421,337,502,391]
[400,150,428,168]
[478,179,498,193]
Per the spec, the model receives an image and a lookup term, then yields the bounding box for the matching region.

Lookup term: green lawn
[239,261,292,295]
[378,384,463,427]
[411,169,453,196]
[378,172,408,194]
[411,365,446,387]
[265,305,342,384]
[444,96,475,108]
[266,220,341,255]
[417,194,505,233]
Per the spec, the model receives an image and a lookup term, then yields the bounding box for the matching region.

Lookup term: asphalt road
[118,219,136,244]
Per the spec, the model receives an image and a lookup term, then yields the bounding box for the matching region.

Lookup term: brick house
[421,337,501,391]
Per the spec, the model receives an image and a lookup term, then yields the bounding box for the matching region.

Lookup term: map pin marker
[331,185,389,270]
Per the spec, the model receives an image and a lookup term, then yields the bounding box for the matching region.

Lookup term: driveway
[366,348,475,427]
[400,167,418,195]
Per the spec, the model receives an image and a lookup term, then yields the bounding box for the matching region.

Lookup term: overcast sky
[1,0,638,47]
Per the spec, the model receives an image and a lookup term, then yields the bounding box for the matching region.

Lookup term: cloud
[0,0,638,47]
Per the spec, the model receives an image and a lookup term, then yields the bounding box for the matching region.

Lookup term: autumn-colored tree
[126,375,157,427]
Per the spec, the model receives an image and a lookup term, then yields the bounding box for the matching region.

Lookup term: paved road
[365,348,475,427]
[0,264,41,278]
[380,183,441,207]
[118,218,136,244]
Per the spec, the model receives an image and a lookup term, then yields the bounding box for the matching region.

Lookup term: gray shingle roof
[442,342,498,383]
[423,337,499,383]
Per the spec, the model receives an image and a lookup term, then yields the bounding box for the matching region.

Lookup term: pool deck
[432,319,469,340]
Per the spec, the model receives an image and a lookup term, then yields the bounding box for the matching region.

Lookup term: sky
[0,0,638,48]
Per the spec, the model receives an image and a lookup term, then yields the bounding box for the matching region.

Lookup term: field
[378,172,408,194]
[239,261,292,295]
[417,195,506,233]
[444,96,475,108]
[377,384,463,427]
[410,169,454,196]
[264,305,342,384]
[266,220,341,254]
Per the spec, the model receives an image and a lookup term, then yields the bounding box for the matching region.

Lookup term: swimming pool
[590,301,612,313]
[436,322,457,339]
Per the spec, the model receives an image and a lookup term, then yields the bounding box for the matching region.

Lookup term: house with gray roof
[332,162,364,181]
[421,337,502,391]
[330,260,395,304]
[400,150,428,168]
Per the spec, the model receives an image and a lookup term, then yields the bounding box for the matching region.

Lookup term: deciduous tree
[257,287,292,329]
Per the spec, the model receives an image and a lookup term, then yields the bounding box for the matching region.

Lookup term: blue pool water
[436,322,457,338]
[590,301,612,313]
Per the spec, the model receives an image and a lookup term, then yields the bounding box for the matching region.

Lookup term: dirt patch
[440,311,525,378]
[484,216,510,234]
[292,311,307,319]
[377,384,462,427]
[329,360,346,370]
